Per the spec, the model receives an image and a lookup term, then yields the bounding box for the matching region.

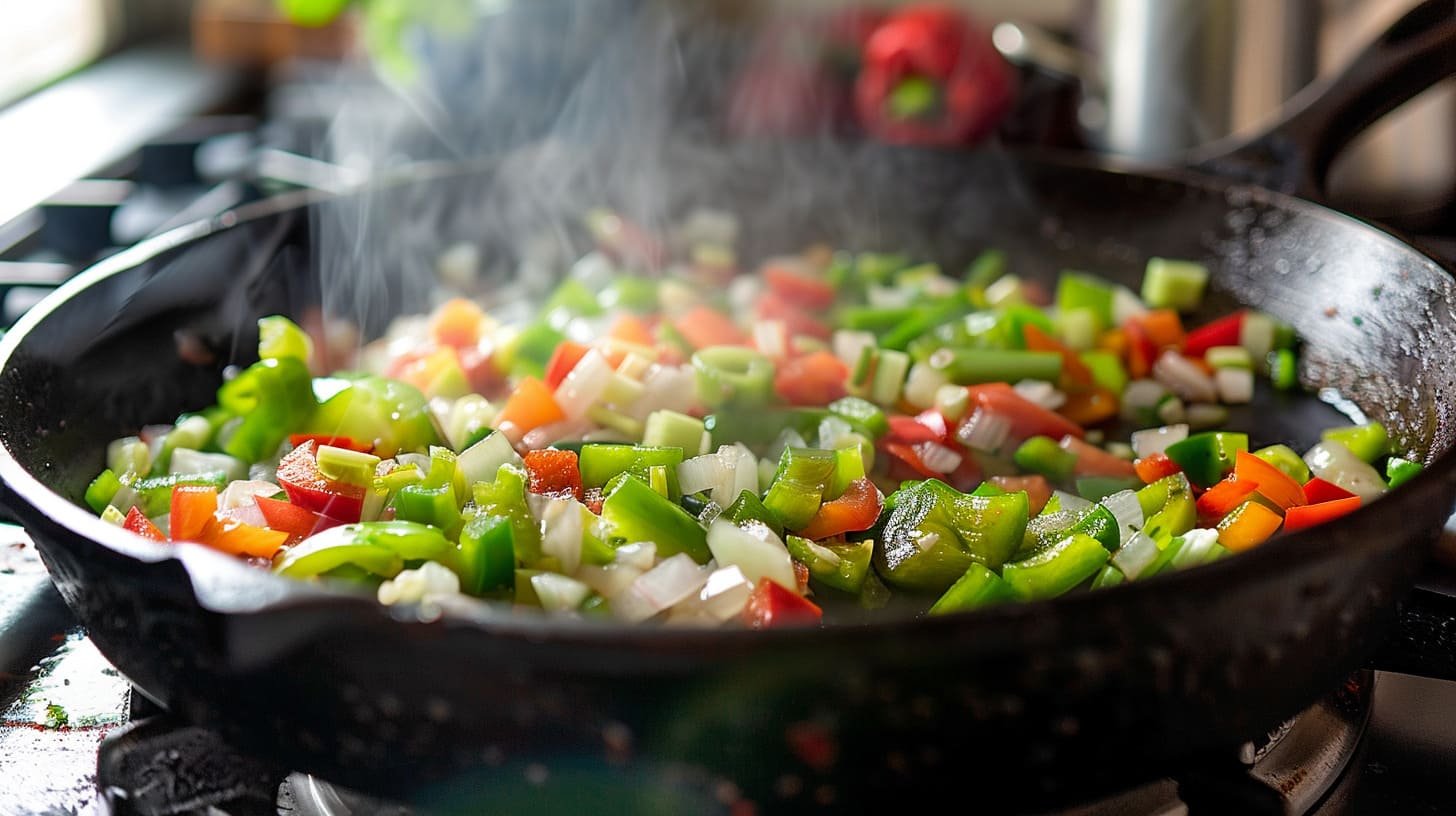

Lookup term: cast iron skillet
[3,2,1456,812]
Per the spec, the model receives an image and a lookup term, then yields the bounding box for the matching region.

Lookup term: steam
[304,0,1032,338]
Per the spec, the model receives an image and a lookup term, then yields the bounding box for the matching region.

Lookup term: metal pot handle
[1192,0,1456,202]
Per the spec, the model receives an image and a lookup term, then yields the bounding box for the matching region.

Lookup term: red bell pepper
[797,478,883,540]
[276,441,366,522]
[742,578,823,628]
[988,474,1052,516]
[122,506,166,542]
[1134,452,1183,484]
[544,340,590,390]
[255,496,344,544]
[764,262,837,311]
[968,382,1085,444]
[1060,435,1139,479]
[1183,311,1246,358]
[289,434,373,453]
[1282,496,1361,533]
[756,292,833,340]
[883,440,941,480]
[1233,450,1307,510]
[1303,477,1358,505]
[1196,477,1258,525]
[855,4,1015,146]
[524,449,585,502]
[774,351,848,406]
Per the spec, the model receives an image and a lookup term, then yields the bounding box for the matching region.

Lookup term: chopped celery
[85,469,122,514]
[1056,271,1114,330]
[871,349,911,406]
[642,410,707,454]
[929,348,1062,385]
[1141,258,1209,311]
[827,396,889,438]
[691,347,774,408]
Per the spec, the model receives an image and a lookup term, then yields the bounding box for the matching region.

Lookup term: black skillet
[2,2,1456,812]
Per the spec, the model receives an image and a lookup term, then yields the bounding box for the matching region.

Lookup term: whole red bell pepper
[855,4,1016,145]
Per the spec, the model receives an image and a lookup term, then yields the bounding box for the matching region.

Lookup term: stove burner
[94,673,1372,816]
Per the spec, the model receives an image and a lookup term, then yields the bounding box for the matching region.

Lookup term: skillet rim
[1,146,1453,648]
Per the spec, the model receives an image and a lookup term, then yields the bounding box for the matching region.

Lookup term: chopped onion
[170,448,246,481]
[1157,397,1187,425]
[1099,490,1144,546]
[727,444,760,501]
[1170,529,1221,570]
[1215,367,1254,404]
[868,284,912,309]
[727,275,761,313]
[530,572,593,613]
[1153,351,1217,403]
[1121,380,1168,421]
[668,564,753,625]
[765,428,807,463]
[614,553,712,623]
[1111,284,1149,324]
[1111,531,1160,579]
[1131,424,1190,459]
[934,384,971,422]
[616,352,654,382]
[903,362,949,410]
[956,408,1011,454]
[539,497,585,575]
[555,349,614,420]
[378,561,461,606]
[1186,403,1228,430]
[678,452,729,501]
[833,330,878,368]
[706,519,796,592]
[753,321,790,359]
[1013,379,1066,410]
[219,499,268,528]
[217,479,282,511]
[817,416,855,451]
[522,417,593,451]
[1304,441,1388,501]
[1053,490,1093,515]
[577,563,643,599]
[457,431,522,485]
[913,441,963,474]
[615,541,658,571]
[626,364,697,420]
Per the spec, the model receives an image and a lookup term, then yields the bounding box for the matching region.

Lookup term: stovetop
[3,53,1456,816]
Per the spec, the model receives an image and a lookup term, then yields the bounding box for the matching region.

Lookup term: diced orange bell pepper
[1135,452,1182,484]
[1022,323,1093,387]
[675,305,750,349]
[1057,387,1119,427]
[607,314,656,347]
[1233,450,1307,510]
[1196,476,1258,525]
[170,485,219,542]
[205,518,289,559]
[1216,500,1283,552]
[430,298,486,349]
[496,375,566,434]
[774,351,848,406]
[1136,309,1186,349]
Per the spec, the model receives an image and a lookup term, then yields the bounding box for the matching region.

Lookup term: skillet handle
[1192,0,1456,202]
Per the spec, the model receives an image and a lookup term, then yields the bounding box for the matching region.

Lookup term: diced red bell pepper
[967,382,1085,443]
[1233,450,1307,510]
[1183,311,1246,358]
[276,441,366,522]
[523,449,585,502]
[1059,435,1139,479]
[774,351,848,406]
[1196,476,1259,525]
[756,292,833,340]
[674,306,750,349]
[946,449,984,493]
[170,485,219,542]
[289,434,373,453]
[457,344,503,395]
[544,340,591,390]
[122,506,166,542]
[1134,452,1182,484]
[742,578,823,628]
[1303,477,1358,505]
[886,414,943,444]
[1282,496,1362,533]
[583,486,606,515]
[764,262,837,311]
[988,474,1052,516]
[1124,319,1158,379]
[255,496,344,544]
[883,440,941,480]
[797,478,883,540]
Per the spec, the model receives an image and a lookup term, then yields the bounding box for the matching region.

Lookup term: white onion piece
[903,362,949,410]
[1111,531,1160,579]
[378,561,461,606]
[817,416,855,451]
[1112,284,1149,324]
[457,431,522,484]
[615,541,658,571]
[530,572,593,613]
[219,500,268,529]
[913,441,963,474]
[956,408,1011,454]
[539,497,585,575]
[728,444,759,502]
[1215,367,1254,404]
[868,284,912,309]
[1013,380,1066,411]
[1185,403,1228,430]
[1304,441,1388,501]
[1121,380,1168,421]
[577,563,643,599]
[765,428,807,463]
[1170,528,1221,570]
[678,453,729,500]
[727,275,761,313]
[1099,490,1144,546]
[1153,351,1218,403]
[1158,397,1187,425]
[217,479,282,511]
[170,448,247,482]
[706,519,796,592]
[833,330,877,368]
[521,417,593,451]
[1130,424,1189,459]
[670,564,753,625]
[1053,490,1093,515]
[626,364,697,420]
[753,321,790,359]
[555,350,613,420]
[613,553,711,623]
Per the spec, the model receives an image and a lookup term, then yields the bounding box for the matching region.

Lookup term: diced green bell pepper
[764,447,837,530]
[1018,502,1119,559]
[1141,258,1209,312]
[306,374,439,458]
[85,469,122,514]
[1013,436,1076,483]
[786,536,873,595]
[1386,456,1422,489]
[1322,421,1388,464]
[642,410,707,454]
[601,474,711,563]
[1141,475,1196,543]
[1075,475,1144,502]
[457,514,517,596]
[1163,431,1249,488]
[1090,564,1126,589]
[1253,444,1311,483]
[257,315,313,365]
[873,479,1029,593]
[1080,350,1128,395]
[579,444,685,497]
[928,563,1016,614]
[394,484,461,536]
[506,321,566,379]
[472,464,542,566]
[723,490,783,537]
[1056,271,1115,331]
[217,357,315,463]
[1001,533,1109,600]
[827,396,889,438]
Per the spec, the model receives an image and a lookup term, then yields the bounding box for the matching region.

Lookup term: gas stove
[4,52,1456,816]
